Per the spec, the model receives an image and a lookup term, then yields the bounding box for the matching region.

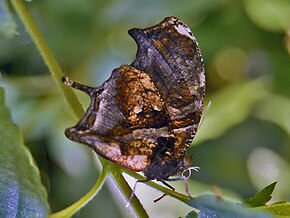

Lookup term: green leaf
[185,211,198,218]
[254,94,290,138]
[257,202,290,217]
[0,0,17,37]
[194,78,267,144]
[186,194,273,218]
[245,0,290,32]
[244,182,277,207]
[0,87,50,217]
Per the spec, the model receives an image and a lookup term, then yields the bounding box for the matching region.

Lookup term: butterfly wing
[65,64,171,171]
[129,17,205,159]
[64,17,205,175]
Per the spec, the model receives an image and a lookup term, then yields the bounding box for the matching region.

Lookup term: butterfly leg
[153,181,175,202]
[166,176,192,199]
[126,178,150,207]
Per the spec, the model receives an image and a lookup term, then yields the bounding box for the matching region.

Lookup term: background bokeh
[1,0,290,217]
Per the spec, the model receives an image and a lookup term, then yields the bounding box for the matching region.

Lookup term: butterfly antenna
[182,166,200,179]
[197,100,211,132]
[62,76,95,97]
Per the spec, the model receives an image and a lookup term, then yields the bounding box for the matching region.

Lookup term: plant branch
[10,0,84,119]
[122,168,191,203]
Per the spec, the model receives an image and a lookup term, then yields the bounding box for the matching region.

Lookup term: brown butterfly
[63,16,205,202]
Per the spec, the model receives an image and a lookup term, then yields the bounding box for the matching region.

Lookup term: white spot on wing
[199,71,206,87]
[174,24,196,41]
[93,100,105,129]
[111,155,148,171]
[129,155,148,170]
[133,106,143,114]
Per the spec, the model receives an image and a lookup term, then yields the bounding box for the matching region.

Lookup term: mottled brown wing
[64,16,205,174]
[64,64,172,171]
[129,17,205,158]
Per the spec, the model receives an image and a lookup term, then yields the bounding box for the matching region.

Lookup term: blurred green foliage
[1,0,290,217]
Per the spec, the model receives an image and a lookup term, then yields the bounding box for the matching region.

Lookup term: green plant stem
[48,169,107,218]
[10,0,148,217]
[109,165,149,218]
[10,0,83,119]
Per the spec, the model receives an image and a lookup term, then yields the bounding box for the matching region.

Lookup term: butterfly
[62,16,205,202]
